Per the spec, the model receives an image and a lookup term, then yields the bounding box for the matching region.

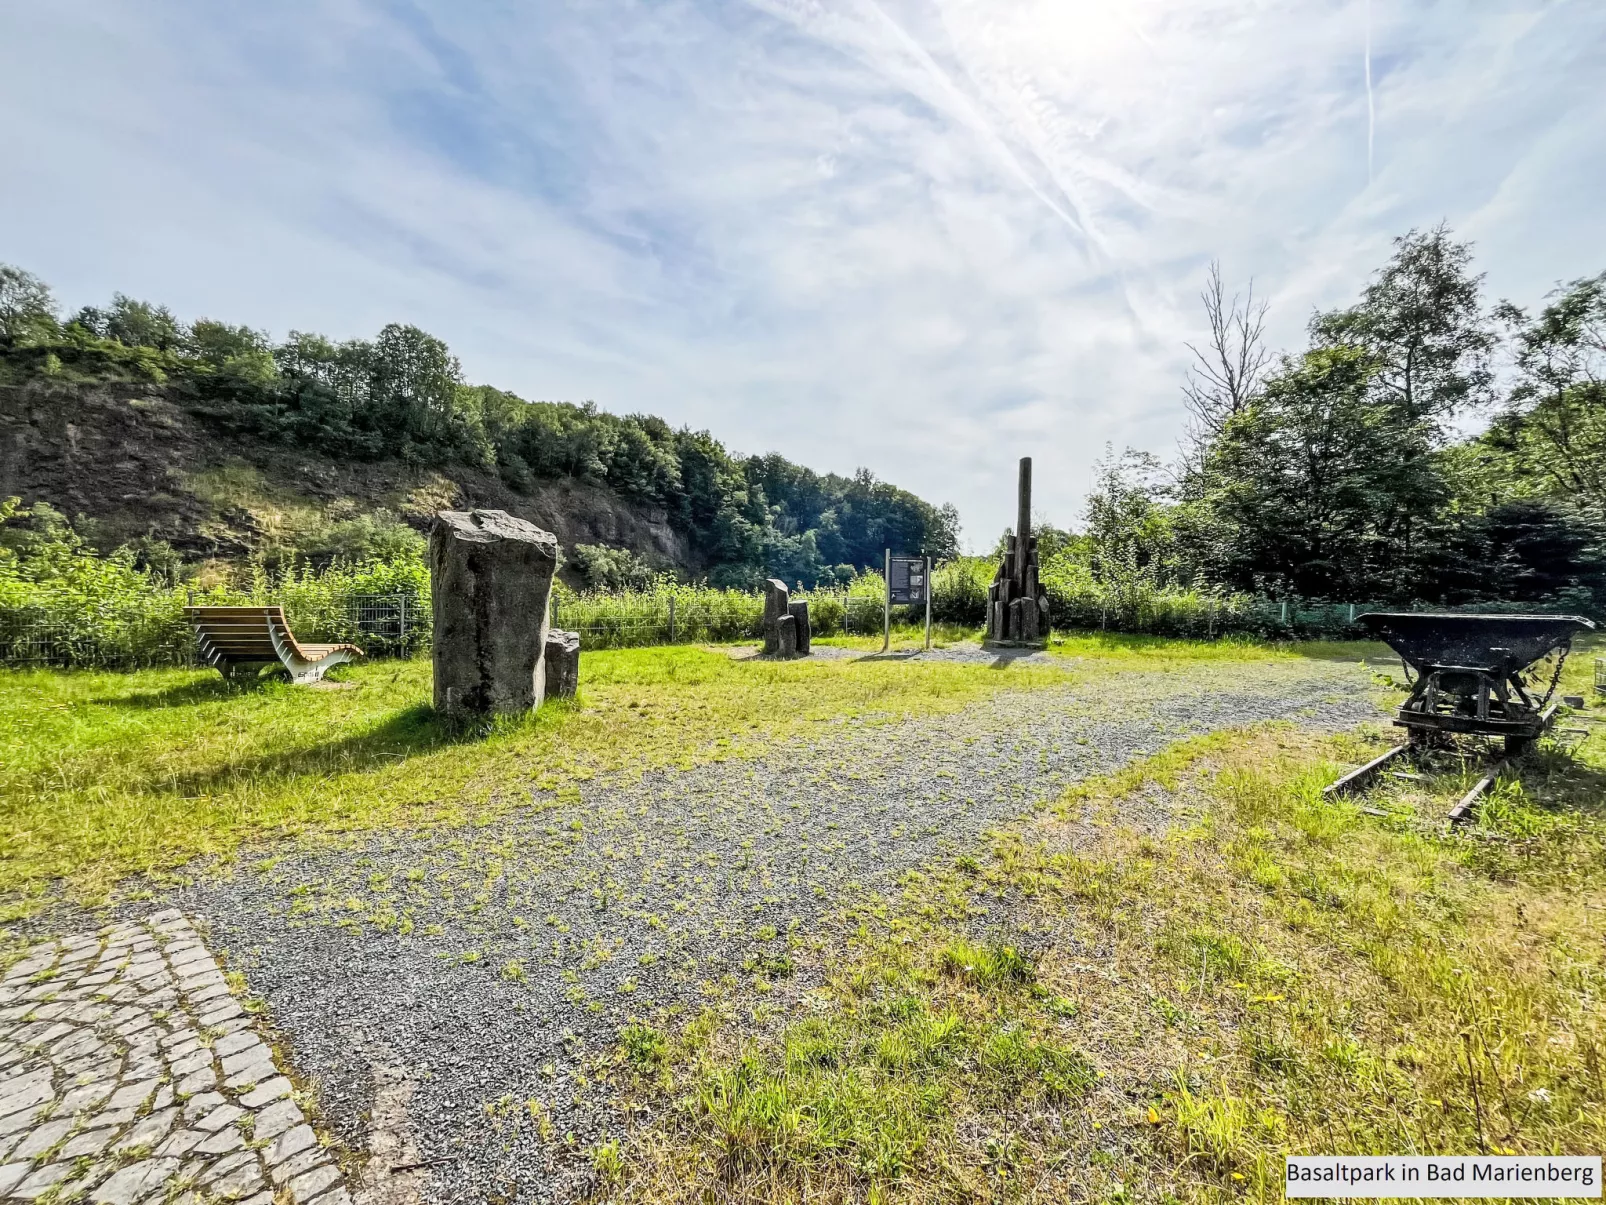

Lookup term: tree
[187,320,277,385]
[1083,446,1176,586]
[1182,260,1271,459]
[1196,346,1435,598]
[0,264,57,344]
[1487,274,1606,509]
[100,294,185,351]
[1310,224,1494,430]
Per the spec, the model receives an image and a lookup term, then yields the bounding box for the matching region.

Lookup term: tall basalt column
[431,509,559,717]
[986,456,1050,645]
[1015,456,1032,596]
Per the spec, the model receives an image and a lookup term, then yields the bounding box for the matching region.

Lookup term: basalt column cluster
[986,457,1050,645]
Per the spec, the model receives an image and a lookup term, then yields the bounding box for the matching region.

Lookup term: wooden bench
[184,606,363,684]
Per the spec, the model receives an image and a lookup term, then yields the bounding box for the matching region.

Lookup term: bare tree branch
[1181,260,1272,458]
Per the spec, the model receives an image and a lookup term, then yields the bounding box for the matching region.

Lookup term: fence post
[668,596,677,644]
[1280,599,1288,626]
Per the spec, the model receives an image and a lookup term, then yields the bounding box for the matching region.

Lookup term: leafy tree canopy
[0,267,959,586]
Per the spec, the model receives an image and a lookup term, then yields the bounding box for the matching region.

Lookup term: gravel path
[723,639,1059,665]
[172,657,1377,1203]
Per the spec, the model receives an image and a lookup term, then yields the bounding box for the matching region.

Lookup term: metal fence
[3,587,1597,670]
[344,593,423,657]
[0,606,80,667]
[547,592,889,649]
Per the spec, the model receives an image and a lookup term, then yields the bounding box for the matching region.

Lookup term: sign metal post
[882,548,891,652]
[924,556,932,650]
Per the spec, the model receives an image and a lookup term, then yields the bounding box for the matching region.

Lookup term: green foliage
[0,498,428,666]
[621,1021,669,1069]
[570,543,657,592]
[1163,227,1606,611]
[0,263,958,588]
[0,266,56,344]
[938,939,1036,988]
[1480,273,1606,510]
[1191,345,1438,598]
[1309,223,1496,425]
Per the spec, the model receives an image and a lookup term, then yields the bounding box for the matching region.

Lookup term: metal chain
[1528,640,1571,710]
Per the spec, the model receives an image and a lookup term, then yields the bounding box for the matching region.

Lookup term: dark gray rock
[544,629,580,700]
[429,510,558,718]
[986,458,1049,646]
[787,600,811,655]
[776,613,797,657]
[762,579,790,655]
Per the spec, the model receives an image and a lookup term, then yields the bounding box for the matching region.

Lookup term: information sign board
[888,556,928,605]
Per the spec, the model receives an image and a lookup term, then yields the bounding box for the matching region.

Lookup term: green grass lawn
[2,638,1187,911]
[613,708,1606,1204]
[4,632,1583,917]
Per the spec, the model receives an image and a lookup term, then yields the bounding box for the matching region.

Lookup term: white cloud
[2,0,1602,547]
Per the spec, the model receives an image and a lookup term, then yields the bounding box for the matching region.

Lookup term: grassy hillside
[0,262,960,589]
[0,375,691,586]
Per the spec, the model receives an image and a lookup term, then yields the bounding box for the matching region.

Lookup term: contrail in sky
[1365,0,1375,184]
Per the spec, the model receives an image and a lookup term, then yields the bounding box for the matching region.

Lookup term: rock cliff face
[0,378,692,582]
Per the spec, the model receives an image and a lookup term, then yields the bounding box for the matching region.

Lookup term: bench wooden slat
[184,606,363,683]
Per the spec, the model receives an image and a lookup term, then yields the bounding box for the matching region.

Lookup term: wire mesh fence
[343,593,425,657]
[2,582,1596,671]
[547,591,890,649]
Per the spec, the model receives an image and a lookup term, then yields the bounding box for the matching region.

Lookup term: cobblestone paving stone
[0,910,351,1205]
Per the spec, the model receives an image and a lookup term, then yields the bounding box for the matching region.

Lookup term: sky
[3,1,1604,548]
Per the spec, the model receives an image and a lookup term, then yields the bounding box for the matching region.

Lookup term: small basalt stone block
[544,629,580,700]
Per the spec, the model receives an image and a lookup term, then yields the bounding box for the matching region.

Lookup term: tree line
[1063,227,1606,611]
[0,267,959,587]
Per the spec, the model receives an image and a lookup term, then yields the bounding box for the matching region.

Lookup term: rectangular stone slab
[787,601,811,655]
[430,510,559,717]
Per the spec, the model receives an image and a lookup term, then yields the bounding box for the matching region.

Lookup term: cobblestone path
[0,910,351,1205]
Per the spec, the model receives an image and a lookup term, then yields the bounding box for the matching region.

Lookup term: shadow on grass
[92,664,381,710]
[160,701,551,798]
[1283,639,1394,663]
[91,674,276,710]
[1514,740,1606,818]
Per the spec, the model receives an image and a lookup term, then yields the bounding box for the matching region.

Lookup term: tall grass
[7,527,1589,670]
[550,578,890,648]
[0,558,428,668]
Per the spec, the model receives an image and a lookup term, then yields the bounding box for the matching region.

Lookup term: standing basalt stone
[545,628,581,700]
[787,600,811,655]
[430,509,559,717]
[763,579,791,654]
[986,457,1050,646]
